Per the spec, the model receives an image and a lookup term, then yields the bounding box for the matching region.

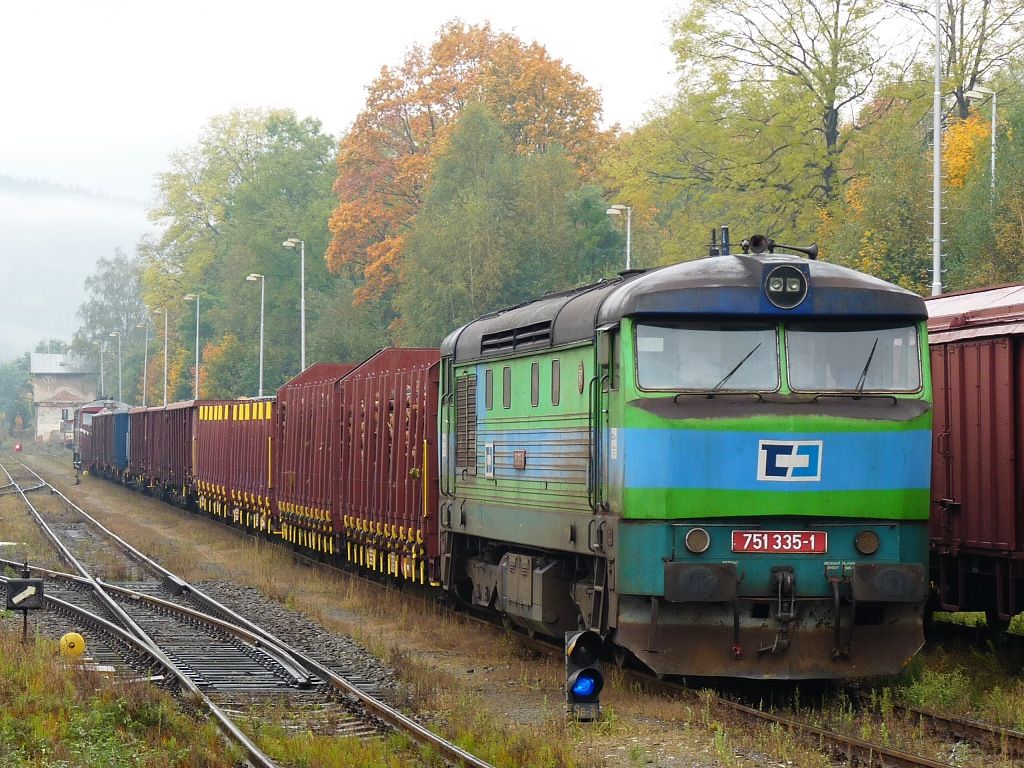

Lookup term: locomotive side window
[787,322,921,393]
[635,321,779,392]
[551,360,560,406]
[503,366,512,409]
[531,363,539,407]
[485,369,493,410]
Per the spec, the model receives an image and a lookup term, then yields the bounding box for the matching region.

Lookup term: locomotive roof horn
[741,235,819,260]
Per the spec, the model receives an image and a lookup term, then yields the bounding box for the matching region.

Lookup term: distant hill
[0,174,143,206]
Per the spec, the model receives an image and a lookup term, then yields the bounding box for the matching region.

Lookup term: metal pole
[991,90,997,194]
[141,323,149,407]
[258,277,265,398]
[194,298,200,398]
[163,311,168,406]
[625,207,632,270]
[300,240,306,371]
[99,341,105,398]
[931,0,943,297]
[116,333,122,402]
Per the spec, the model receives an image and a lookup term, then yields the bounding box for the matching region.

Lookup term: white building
[30,354,97,443]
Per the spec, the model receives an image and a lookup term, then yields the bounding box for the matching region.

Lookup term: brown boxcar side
[337,349,441,585]
[275,363,355,553]
[92,412,116,473]
[128,406,150,483]
[927,286,1024,617]
[195,399,275,532]
[147,401,198,499]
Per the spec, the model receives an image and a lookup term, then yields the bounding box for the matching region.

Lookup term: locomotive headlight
[854,529,880,555]
[685,527,711,554]
[764,265,808,309]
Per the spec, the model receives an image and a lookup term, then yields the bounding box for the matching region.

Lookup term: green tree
[396,105,621,346]
[143,109,340,396]
[672,0,890,205]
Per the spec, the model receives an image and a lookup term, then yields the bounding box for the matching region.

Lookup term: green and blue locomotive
[439,233,930,679]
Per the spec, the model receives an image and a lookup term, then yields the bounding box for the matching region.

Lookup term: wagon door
[945,338,1016,551]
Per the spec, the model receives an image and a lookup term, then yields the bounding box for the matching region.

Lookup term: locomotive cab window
[786,322,921,393]
[635,321,779,392]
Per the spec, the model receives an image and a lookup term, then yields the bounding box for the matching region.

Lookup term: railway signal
[565,629,603,720]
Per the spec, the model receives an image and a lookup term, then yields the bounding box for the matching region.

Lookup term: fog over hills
[0,175,151,362]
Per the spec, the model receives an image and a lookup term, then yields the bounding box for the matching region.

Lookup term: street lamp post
[605,204,632,270]
[183,295,199,398]
[246,273,266,397]
[109,331,122,402]
[282,237,306,371]
[965,86,997,195]
[931,0,943,296]
[138,318,150,407]
[153,308,169,406]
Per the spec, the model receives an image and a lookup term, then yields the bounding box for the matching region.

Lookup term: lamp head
[282,238,301,249]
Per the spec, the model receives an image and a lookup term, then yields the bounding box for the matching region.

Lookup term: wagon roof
[277,362,357,393]
[926,284,1024,341]
[442,254,925,362]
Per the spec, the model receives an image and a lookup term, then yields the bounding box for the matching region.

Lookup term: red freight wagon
[338,349,441,586]
[91,411,117,475]
[195,399,276,533]
[146,401,198,505]
[276,363,356,553]
[927,285,1024,619]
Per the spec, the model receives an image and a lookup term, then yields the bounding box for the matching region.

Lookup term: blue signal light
[571,673,598,698]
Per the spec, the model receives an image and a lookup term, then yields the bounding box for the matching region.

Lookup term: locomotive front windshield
[636,321,780,391]
[787,321,921,393]
[635,320,922,394]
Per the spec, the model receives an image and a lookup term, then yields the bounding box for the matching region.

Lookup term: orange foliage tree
[943,113,989,189]
[326,21,609,304]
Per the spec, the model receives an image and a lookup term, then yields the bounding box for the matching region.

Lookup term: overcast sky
[0,1,683,361]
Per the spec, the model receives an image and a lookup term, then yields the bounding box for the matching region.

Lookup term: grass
[0,626,238,767]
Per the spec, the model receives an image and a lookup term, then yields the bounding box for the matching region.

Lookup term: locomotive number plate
[731,530,827,553]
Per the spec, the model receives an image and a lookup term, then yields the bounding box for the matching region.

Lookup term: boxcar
[275,363,356,550]
[195,398,276,533]
[127,406,151,488]
[337,349,440,585]
[927,285,1024,619]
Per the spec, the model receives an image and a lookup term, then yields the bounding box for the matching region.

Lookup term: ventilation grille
[480,321,552,355]
[455,374,477,472]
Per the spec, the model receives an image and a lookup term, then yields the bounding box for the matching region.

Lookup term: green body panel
[621,487,931,520]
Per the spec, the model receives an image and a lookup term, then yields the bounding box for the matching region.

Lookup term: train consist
[76,235,932,680]
[927,285,1024,622]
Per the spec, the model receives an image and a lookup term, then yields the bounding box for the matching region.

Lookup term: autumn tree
[326,21,609,309]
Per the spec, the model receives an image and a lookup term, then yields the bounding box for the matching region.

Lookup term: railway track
[20,455,1024,768]
[0,460,495,768]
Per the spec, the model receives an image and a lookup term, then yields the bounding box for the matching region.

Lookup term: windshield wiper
[711,343,763,393]
[854,337,879,394]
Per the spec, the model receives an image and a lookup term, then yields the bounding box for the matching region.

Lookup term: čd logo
[757,440,823,482]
